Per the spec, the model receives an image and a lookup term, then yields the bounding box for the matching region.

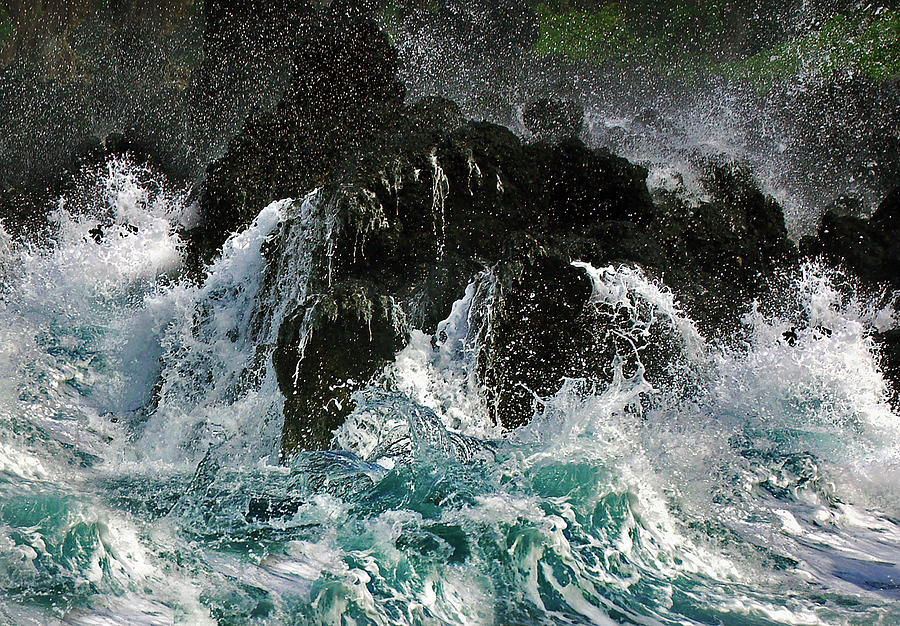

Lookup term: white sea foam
[0,155,897,623]
[133,196,293,465]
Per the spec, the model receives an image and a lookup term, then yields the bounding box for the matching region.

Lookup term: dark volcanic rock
[876,328,900,407]
[273,281,408,453]
[277,136,794,450]
[477,254,595,427]
[523,99,583,142]
[801,186,900,402]
[193,4,405,268]
[658,165,798,338]
[189,10,800,455]
[802,186,900,289]
[263,119,669,449]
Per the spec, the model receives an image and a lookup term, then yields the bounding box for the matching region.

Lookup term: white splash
[133,197,294,465]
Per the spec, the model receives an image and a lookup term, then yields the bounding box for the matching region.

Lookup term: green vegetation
[533,3,635,62]
[723,10,900,86]
[376,3,403,45]
[531,1,737,66]
[0,7,14,46]
[531,1,900,87]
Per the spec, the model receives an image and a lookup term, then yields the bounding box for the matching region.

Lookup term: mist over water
[0,1,899,624]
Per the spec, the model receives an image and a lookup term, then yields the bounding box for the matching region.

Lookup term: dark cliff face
[802,187,900,290]
[0,0,326,238]
[195,4,406,269]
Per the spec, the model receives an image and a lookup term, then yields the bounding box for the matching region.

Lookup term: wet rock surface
[194,3,405,268]
[4,2,895,455]
[523,98,584,141]
[802,186,900,289]
[802,185,900,402]
[187,9,808,454]
[273,281,408,453]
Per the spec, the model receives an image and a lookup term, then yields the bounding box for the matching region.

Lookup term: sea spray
[0,157,897,623]
[0,158,215,622]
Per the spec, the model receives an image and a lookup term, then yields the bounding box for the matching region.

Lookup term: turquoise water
[0,158,897,624]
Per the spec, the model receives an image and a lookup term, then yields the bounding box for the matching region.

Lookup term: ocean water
[0,156,897,625]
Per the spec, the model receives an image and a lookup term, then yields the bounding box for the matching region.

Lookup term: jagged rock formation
[802,187,900,288]
[188,6,806,454]
[523,98,583,141]
[9,2,892,455]
[801,186,900,404]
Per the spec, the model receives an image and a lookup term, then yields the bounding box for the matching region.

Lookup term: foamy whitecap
[0,154,897,622]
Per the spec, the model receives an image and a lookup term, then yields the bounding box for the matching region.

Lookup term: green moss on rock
[533,2,635,62]
[720,10,900,87]
[531,1,900,86]
[0,8,13,45]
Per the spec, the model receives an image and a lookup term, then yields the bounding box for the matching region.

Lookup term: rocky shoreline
[2,4,896,456]
[184,6,900,454]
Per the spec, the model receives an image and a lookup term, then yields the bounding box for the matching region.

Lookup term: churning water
[0,155,896,624]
